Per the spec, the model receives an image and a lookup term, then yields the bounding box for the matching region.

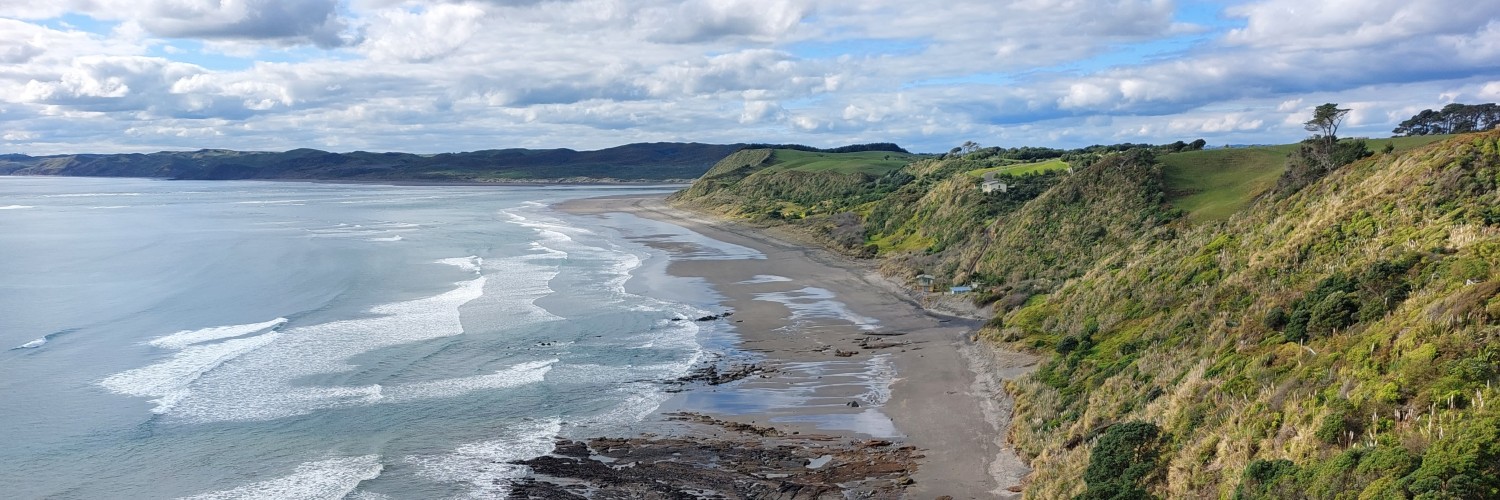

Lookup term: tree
[1393,103,1500,136]
[1273,105,1371,197]
[1303,103,1352,170]
[1304,103,1350,141]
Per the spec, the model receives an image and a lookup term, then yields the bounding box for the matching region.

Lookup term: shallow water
[0,177,748,499]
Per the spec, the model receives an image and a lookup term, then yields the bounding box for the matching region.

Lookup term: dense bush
[1079,422,1163,499]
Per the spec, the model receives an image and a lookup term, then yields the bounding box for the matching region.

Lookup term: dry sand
[555,194,1037,499]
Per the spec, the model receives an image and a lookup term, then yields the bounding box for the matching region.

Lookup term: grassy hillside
[672,132,1500,499]
[669,148,925,223]
[1003,131,1500,498]
[765,149,917,174]
[1160,146,1294,222]
[1161,136,1454,222]
[967,159,1071,178]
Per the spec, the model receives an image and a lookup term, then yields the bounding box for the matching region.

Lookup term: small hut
[980,172,1008,193]
[915,274,935,292]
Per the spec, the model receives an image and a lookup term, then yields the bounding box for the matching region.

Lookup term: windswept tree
[1305,103,1349,140]
[1274,103,1370,196]
[1393,103,1500,136]
[1304,103,1351,170]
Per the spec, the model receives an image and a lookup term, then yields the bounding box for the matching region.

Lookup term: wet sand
[548,194,1037,498]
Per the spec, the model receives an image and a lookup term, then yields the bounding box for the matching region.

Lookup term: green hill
[668,148,925,223]
[966,158,1071,179]
[0,143,748,182]
[761,149,916,174]
[671,132,1500,498]
[1160,135,1454,222]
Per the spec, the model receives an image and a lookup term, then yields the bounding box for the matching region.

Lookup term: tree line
[1393,103,1500,136]
[739,142,911,154]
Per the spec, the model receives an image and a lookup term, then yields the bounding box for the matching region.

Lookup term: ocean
[0,176,758,499]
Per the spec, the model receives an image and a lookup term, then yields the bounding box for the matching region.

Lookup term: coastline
[554,194,1037,498]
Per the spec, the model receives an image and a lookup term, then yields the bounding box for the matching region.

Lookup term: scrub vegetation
[673,112,1500,498]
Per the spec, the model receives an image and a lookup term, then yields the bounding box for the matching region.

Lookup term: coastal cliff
[671,132,1500,498]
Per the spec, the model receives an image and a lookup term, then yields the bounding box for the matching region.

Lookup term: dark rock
[551,440,590,458]
[675,362,772,386]
[506,420,919,499]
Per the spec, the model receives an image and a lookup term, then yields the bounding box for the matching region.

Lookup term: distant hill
[0,143,750,182]
[0,142,921,183]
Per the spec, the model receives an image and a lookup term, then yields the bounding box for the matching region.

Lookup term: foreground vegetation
[672,130,1500,498]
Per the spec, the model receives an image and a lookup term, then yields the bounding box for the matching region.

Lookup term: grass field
[1361,134,1454,153]
[1160,135,1455,222]
[965,158,1070,178]
[768,149,919,175]
[1160,146,1294,222]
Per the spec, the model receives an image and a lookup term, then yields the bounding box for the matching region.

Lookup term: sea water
[0,177,751,499]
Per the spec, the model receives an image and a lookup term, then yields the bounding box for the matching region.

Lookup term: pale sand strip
[557,194,1037,498]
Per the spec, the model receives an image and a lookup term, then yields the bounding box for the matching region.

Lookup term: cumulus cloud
[1226,0,1500,50]
[0,0,354,47]
[359,3,485,62]
[641,0,809,43]
[16,56,204,110]
[135,0,352,47]
[1,0,1497,154]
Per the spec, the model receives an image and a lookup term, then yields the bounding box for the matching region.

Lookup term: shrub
[1263,306,1289,330]
[1314,400,1356,444]
[1235,459,1298,499]
[1078,421,1163,499]
[1404,415,1500,498]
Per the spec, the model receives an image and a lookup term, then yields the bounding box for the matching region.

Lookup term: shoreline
[555,194,1037,498]
[0,173,694,188]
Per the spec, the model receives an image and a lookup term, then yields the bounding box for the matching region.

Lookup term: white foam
[148,318,288,350]
[859,354,895,405]
[163,277,488,422]
[570,384,673,429]
[0,205,34,210]
[234,200,306,205]
[752,287,881,331]
[90,205,130,209]
[436,256,483,274]
[595,212,765,260]
[16,337,46,349]
[100,332,283,414]
[178,455,382,500]
[98,266,556,423]
[382,359,556,402]
[737,275,792,284]
[365,235,403,242]
[408,418,560,499]
[41,192,140,198]
[478,255,564,323]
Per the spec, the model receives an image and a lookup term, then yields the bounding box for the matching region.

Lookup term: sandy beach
[549,194,1037,498]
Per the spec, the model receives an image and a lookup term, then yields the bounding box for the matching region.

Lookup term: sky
[1,0,1498,155]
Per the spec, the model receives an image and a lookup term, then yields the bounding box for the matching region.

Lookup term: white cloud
[1479,81,1500,100]
[360,3,486,62]
[0,0,1497,155]
[641,0,809,43]
[741,99,785,124]
[1226,0,1500,50]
